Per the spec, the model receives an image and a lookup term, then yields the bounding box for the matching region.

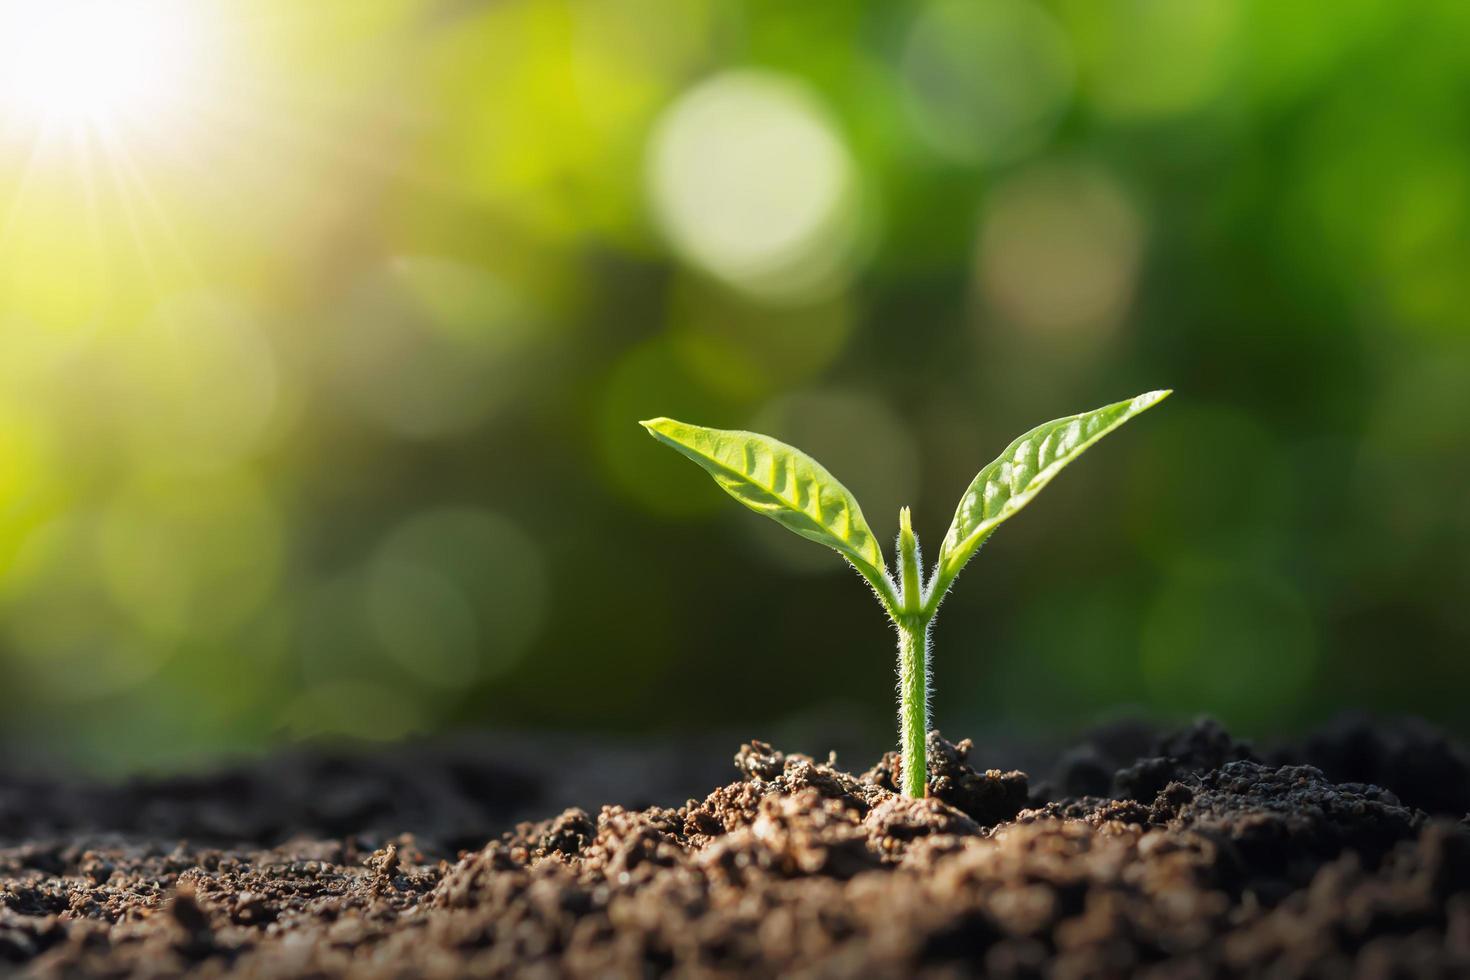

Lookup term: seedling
[641,390,1170,798]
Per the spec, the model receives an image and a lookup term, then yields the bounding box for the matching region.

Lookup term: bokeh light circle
[978,164,1143,342]
[647,70,862,303]
[366,507,548,687]
[901,0,1074,165]
[3,515,179,702]
[290,507,546,736]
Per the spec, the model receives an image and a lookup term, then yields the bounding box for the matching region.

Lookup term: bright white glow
[648,70,861,303]
[0,0,201,132]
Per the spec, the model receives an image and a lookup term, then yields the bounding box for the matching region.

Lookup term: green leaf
[639,418,889,586]
[931,390,1170,601]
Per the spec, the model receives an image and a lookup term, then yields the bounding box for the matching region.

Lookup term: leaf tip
[1133,389,1173,411]
[638,417,674,435]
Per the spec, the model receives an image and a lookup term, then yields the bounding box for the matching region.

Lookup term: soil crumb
[3,720,1468,977]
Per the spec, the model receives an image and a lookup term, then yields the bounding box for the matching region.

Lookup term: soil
[3,717,1469,978]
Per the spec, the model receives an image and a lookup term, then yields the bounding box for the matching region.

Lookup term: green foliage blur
[2,0,1468,771]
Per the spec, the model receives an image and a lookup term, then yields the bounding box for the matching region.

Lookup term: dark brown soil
[3,718,1469,977]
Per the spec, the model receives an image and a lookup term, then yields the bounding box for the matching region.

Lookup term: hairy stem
[894,510,932,797]
[897,618,929,797]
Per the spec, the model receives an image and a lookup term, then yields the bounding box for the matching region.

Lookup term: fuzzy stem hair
[895,618,930,797]
[894,507,932,797]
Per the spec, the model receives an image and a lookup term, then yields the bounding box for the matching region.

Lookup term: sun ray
[71,129,108,282]
[0,132,51,248]
[96,118,203,287]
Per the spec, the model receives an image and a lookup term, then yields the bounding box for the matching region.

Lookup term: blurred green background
[2,0,1467,772]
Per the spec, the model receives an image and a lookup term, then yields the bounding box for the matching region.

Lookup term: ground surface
[2,717,1468,977]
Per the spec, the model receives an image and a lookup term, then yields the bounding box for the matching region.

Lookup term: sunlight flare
[0,0,204,133]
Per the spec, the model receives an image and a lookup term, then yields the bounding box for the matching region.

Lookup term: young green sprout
[641,390,1170,798]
